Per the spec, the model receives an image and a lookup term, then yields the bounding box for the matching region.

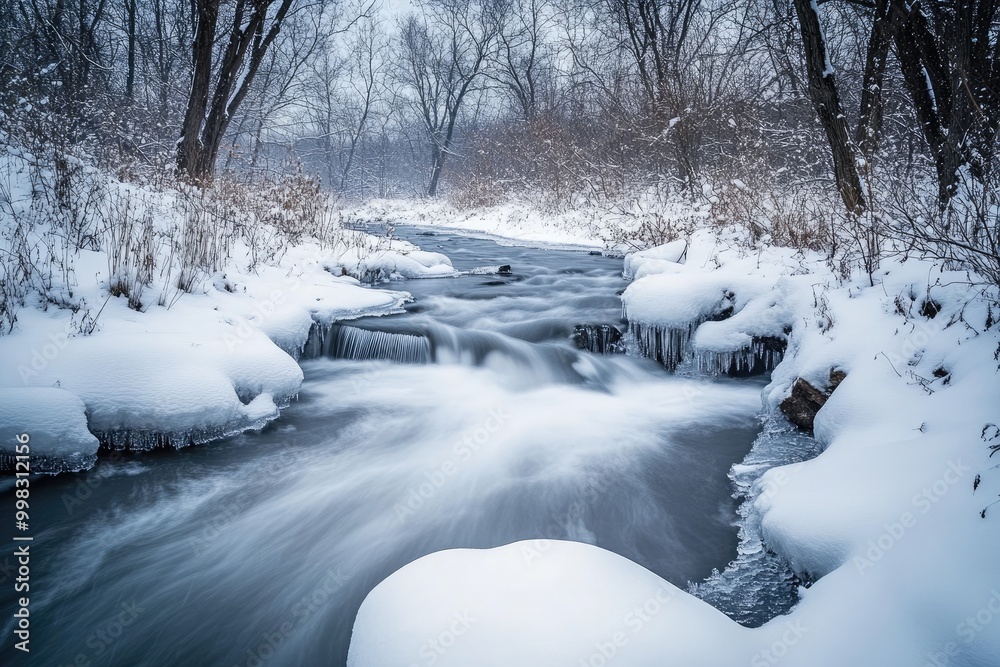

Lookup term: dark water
[1,227,764,666]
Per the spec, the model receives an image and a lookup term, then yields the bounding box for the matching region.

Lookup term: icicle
[0,451,96,474]
[623,309,786,376]
[97,426,249,452]
[694,338,786,376]
[351,267,392,285]
[625,321,696,371]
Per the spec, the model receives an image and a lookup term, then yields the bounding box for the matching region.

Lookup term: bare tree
[176,0,295,181]
[226,2,333,174]
[491,0,554,120]
[139,0,194,132]
[338,13,389,189]
[888,0,1000,205]
[397,0,503,196]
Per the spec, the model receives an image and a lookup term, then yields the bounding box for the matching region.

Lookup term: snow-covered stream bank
[0,237,439,470]
[1,229,779,666]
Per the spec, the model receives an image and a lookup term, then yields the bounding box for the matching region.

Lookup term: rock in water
[779,369,846,431]
[572,324,624,354]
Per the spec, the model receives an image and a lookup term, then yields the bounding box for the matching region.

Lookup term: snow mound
[234,303,316,357]
[348,540,753,667]
[692,278,794,353]
[350,249,459,282]
[618,230,822,373]
[623,272,766,329]
[0,387,100,472]
[622,239,688,280]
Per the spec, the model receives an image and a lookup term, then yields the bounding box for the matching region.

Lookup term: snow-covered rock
[621,271,779,372]
[622,273,770,329]
[348,540,753,667]
[349,249,460,282]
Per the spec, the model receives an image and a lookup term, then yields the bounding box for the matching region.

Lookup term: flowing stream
[2,227,770,667]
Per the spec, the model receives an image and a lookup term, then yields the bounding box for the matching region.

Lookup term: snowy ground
[0,252,414,469]
[348,227,1000,667]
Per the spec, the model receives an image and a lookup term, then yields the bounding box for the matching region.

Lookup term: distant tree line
[1,0,997,277]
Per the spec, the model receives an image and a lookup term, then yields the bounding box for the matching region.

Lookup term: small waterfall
[302,319,614,386]
[305,323,431,364]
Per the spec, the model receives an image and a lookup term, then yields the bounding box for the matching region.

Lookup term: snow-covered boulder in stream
[347,540,754,667]
[348,249,460,282]
[620,232,816,374]
[622,272,777,372]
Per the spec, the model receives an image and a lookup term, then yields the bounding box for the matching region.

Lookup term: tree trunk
[888,0,956,203]
[855,0,892,165]
[793,0,865,214]
[125,0,136,103]
[176,0,220,180]
[176,0,292,182]
[888,0,1000,205]
[427,142,444,197]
